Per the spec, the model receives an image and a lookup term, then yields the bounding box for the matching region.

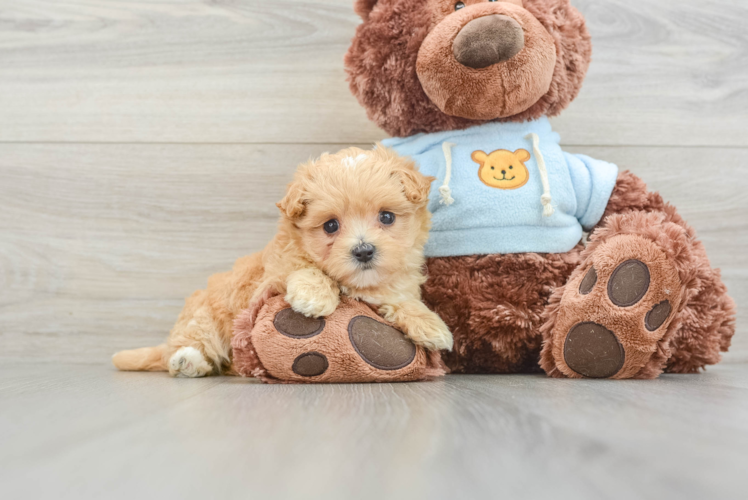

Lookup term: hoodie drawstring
[439,141,456,206]
[525,132,555,217]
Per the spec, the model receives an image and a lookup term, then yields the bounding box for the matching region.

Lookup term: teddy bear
[340,0,736,379]
[232,0,735,382]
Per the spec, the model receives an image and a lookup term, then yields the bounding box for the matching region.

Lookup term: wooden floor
[1,362,747,499]
[1,1,747,497]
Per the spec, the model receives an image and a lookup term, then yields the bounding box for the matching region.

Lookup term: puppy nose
[453,15,525,69]
[352,243,376,263]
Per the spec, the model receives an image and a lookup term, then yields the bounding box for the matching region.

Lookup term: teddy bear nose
[352,243,376,263]
[501,170,506,175]
[452,14,525,69]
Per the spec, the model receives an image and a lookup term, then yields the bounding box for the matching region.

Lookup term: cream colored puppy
[113,146,453,377]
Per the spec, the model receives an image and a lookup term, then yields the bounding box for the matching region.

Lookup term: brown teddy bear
[342,0,736,378]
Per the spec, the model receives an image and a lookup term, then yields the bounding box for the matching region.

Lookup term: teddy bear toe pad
[348,316,417,370]
[292,352,329,377]
[274,308,324,338]
[232,296,445,383]
[563,322,625,379]
[551,235,682,379]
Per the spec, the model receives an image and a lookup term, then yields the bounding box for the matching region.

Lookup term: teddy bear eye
[455,2,465,10]
[490,166,495,170]
[509,165,513,169]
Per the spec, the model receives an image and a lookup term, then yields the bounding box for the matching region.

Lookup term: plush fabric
[233,295,446,383]
[543,231,685,379]
[383,118,618,256]
[451,14,526,69]
[421,172,735,377]
[339,1,736,379]
[539,174,736,378]
[423,246,584,374]
[417,3,557,120]
[345,0,592,137]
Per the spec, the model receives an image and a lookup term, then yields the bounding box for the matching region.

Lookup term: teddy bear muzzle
[416,3,557,121]
[452,14,525,69]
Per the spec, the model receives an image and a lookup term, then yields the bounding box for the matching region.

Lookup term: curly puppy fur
[345,0,591,137]
[113,146,452,376]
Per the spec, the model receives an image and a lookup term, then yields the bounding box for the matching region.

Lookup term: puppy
[112,146,453,377]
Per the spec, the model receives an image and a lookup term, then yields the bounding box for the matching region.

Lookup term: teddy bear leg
[540,207,735,379]
[663,264,735,374]
[422,251,583,374]
[231,296,446,383]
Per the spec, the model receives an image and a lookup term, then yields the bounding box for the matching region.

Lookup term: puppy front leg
[379,300,453,351]
[285,267,340,318]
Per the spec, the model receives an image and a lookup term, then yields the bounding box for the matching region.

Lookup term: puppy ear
[277,180,306,220]
[396,168,435,205]
[354,0,379,21]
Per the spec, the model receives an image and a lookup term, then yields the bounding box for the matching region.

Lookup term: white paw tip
[169,346,211,378]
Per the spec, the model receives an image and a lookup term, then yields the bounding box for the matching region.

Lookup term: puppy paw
[285,268,340,318]
[168,346,213,378]
[380,304,454,352]
[409,316,454,352]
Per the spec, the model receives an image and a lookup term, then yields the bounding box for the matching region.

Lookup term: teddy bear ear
[471,151,488,163]
[354,0,379,21]
[516,149,531,162]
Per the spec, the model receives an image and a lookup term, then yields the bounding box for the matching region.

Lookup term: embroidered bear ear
[471,151,488,163]
[354,0,379,21]
[516,149,531,162]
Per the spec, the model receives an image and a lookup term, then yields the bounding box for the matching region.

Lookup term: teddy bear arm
[591,170,669,230]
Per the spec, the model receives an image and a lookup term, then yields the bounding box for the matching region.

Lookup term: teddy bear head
[345,0,592,137]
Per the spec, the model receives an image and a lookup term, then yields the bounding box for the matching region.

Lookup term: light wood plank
[0,0,747,146]
[0,143,744,363]
[1,362,748,499]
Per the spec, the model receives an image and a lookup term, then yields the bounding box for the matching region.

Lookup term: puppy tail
[112,344,168,372]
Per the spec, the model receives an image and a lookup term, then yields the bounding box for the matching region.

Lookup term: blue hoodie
[382,117,619,257]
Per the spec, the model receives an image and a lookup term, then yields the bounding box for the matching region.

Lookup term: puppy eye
[379,211,396,225]
[455,2,465,10]
[323,219,339,234]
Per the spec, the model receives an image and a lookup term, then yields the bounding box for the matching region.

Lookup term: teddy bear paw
[546,234,683,379]
[232,296,446,383]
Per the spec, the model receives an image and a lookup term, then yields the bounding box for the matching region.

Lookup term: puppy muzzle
[352,242,376,264]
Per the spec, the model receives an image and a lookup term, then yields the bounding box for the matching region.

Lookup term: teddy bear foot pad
[232,296,445,383]
[548,234,683,379]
